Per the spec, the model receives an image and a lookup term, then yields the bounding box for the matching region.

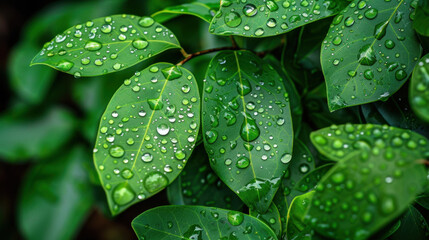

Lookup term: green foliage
[321,0,421,111]
[93,63,200,215]
[6,0,429,239]
[132,205,277,239]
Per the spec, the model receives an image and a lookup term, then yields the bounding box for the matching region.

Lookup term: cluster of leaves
[5,0,429,239]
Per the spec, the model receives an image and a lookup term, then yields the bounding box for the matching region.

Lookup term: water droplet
[266,0,279,11]
[243,4,257,17]
[266,18,277,28]
[205,130,218,144]
[56,60,74,71]
[112,183,135,205]
[144,172,169,193]
[254,28,264,36]
[175,150,186,160]
[139,17,155,27]
[280,153,292,164]
[224,12,242,27]
[358,44,376,66]
[380,196,396,214]
[85,41,102,51]
[162,66,182,80]
[132,39,149,50]
[331,172,345,183]
[148,98,163,110]
[157,124,170,136]
[121,169,134,179]
[384,39,395,49]
[364,8,378,19]
[332,36,342,46]
[101,24,112,33]
[236,156,250,169]
[227,211,244,226]
[240,113,260,142]
[374,21,388,40]
[237,78,252,96]
[364,69,374,80]
[142,153,153,162]
[395,69,407,81]
[109,145,125,158]
[344,17,355,27]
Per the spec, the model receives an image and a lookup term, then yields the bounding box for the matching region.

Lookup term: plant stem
[177,46,238,66]
[180,48,190,58]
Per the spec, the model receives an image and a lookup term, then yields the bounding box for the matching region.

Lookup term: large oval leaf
[31,15,180,77]
[321,0,421,111]
[410,53,429,122]
[167,144,243,210]
[152,0,219,23]
[132,205,277,240]
[250,203,282,238]
[93,63,200,215]
[209,0,350,38]
[286,191,315,240]
[413,0,429,36]
[202,50,293,213]
[389,205,429,240]
[307,124,429,239]
[310,123,429,162]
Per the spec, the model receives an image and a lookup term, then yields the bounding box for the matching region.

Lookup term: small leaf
[167,145,243,210]
[93,63,200,215]
[294,164,333,193]
[18,146,93,240]
[416,193,429,210]
[410,53,429,122]
[321,0,421,111]
[132,205,277,239]
[307,125,429,239]
[413,0,429,36]
[387,205,429,240]
[250,203,282,238]
[31,15,180,77]
[0,107,75,162]
[209,0,350,37]
[286,191,315,240]
[202,50,293,213]
[310,124,429,162]
[8,42,55,103]
[152,1,219,23]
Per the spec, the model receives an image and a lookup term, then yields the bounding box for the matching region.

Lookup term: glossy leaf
[31,15,180,77]
[18,146,93,240]
[167,145,243,210]
[250,203,282,238]
[410,53,429,122]
[389,205,429,240]
[294,163,333,193]
[321,0,421,111]
[8,42,55,103]
[0,107,75,162]
[93,63,200,215]
[286,191,315,240]
[416,193,429,210]
[209,0,350,38]
[307,126,429,239]
[152,0,219,23]
[202,50,293,213]
[413,0,429,36]
[132,205,277,239]
[310,123,429,162]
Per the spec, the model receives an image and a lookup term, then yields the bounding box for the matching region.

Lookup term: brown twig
[177,46,238,66]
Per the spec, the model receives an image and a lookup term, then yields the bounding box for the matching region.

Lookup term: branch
[177,46,238,66]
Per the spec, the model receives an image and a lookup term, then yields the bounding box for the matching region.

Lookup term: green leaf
[167,145,243,210]
[294,164,333,193]
[152,1,219,23]
[389,205,429,240]
[307,126,429,239]
[286,191,315,240]
[18,146,94,240]
[250,203,282,238]
[8,42,55,104]
[31,15,181,77]
[310,123,429,162]
[209,0,350,38]
[416,193,429,210]
[0,107,75,162]
[93,63,200,215]
[410,53,429,122]
[202,50,293,213]
[321,0,422,111]
[132,205,277,239]
[413,0,429,36]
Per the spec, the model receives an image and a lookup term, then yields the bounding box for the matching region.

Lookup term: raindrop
[142,153,153,162]
[243,4,257,17]
[157,124,170,136]
[224,12,242,27]
[132,39,149,50]
[112,183,135,205]
[144,172,169,193]
[109,145,125,158]
[85,41,102,51]
[236,156,250,169]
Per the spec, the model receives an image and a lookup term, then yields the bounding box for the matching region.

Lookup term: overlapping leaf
[250,203,282,238]
[209,0,351,37]
[413,0,429,36]
[152,0,219,23]
[307,124,429,239]
[93,63,200,215]
[410,53,429,122]
[31,15,180,76]
[132,206,277,239]
[202,50,293,213]
[321,0,421,111]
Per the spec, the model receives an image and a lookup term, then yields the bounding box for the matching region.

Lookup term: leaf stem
[180,48,190,58]
[177,46,238,66]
